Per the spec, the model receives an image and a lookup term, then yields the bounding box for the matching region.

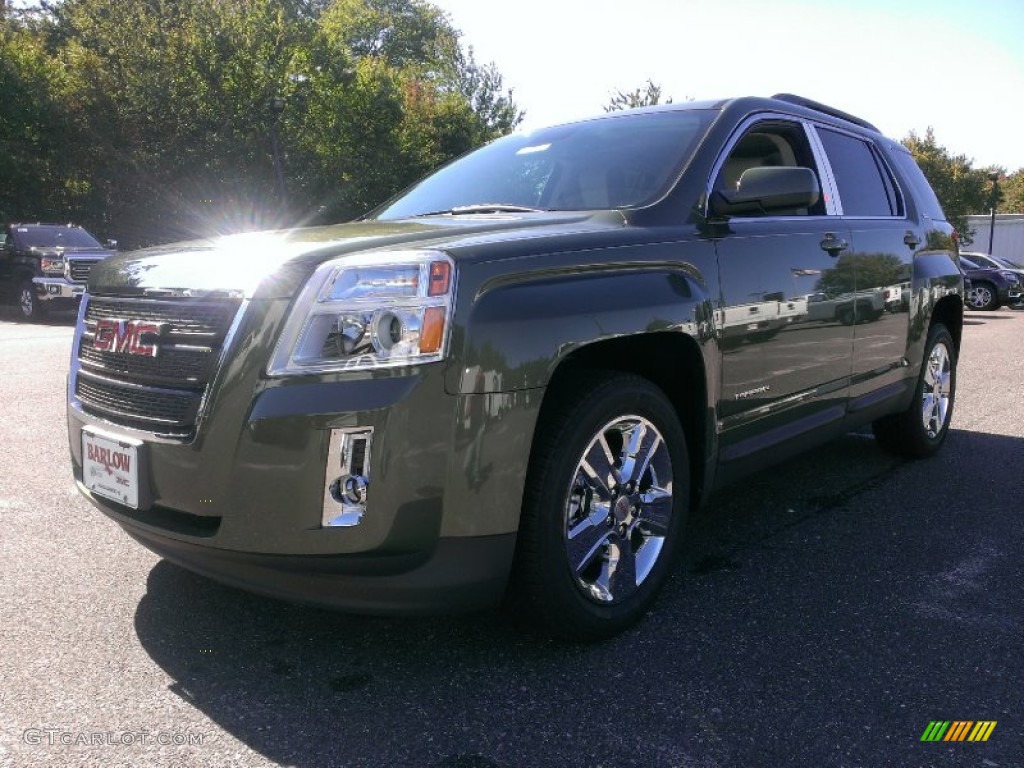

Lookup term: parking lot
[1,307,1021,768]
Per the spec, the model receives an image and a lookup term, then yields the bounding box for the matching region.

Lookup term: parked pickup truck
[1,222,116,319]
[804,288,887,325]
[67,94,964,640]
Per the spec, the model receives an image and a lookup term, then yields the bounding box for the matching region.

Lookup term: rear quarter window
[888,145,948,222]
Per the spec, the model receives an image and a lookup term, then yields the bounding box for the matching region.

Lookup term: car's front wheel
[17,280,46,321]
[515,372,689,641]
[966,282,998,310]
[872,323,956,458]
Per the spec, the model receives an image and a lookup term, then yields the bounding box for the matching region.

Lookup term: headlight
[999,271,1019,283]
[40,257,65,275]
[268,250,456,375]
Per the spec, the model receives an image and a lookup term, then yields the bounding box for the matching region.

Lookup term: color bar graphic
[920,721,996,742]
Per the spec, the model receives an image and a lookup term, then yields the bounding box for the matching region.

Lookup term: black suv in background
[68,94,964,640]
[960,251,1024,308]
[958,253,1022,310]
[0,223,116,320]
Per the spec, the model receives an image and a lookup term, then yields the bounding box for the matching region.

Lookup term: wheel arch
[537,332,711,512]
[930,293,963,354]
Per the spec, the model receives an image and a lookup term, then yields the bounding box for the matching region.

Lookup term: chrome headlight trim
[267,250,456,376]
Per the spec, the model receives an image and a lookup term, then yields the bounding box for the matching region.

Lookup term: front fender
[447,264,715,395]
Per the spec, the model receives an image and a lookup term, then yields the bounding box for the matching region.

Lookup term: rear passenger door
[813,126,914,405]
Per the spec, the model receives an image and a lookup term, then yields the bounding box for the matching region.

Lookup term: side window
[713,121,825,216]
[817,128,901,217]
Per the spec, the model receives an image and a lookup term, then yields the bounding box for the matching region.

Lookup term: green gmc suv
[68,94,963,640]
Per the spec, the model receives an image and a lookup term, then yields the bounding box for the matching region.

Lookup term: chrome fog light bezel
[322,427,374,528]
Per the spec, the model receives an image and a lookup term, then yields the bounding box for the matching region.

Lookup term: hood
[29,245,115,259]
[87,212,625,299]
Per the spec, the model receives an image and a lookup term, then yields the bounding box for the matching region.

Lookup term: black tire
[17,280,46,321]
[514,372,689,641]
[872,323,956,458]
[966,282,997,311]
[838,306,856,326]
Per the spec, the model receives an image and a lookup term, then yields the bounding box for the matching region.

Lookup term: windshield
[994,255,1024,270]
[12,226,102,249]
[372,109,716,220]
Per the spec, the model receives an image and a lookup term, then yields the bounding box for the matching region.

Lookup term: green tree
[999,169,1024,214]
[3,0,523,246]
[319,0,455,69]
[290,6,520,222]
[604,79,671,112]
[0,8,79,223]
[815,253,905,296]
[901,128,993,245]
[453,47,523,140]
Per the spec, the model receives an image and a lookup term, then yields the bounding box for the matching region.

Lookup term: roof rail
[771,93,879,133]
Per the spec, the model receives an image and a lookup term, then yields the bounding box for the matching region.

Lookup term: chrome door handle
[820,233,848,257]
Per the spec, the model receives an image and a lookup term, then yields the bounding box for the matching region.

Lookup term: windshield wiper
[412,204,544,217]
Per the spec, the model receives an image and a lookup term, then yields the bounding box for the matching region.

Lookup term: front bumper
[122,522,516,614]
[33,276,85,303]
[68,325,540,612]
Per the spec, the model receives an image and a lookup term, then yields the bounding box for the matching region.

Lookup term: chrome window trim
[805,122,842,217]
[809,123,909,221]
[704,111,839,220]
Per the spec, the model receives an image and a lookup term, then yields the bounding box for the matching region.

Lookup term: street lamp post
[987,171,1000,254]
[269,95,287,206]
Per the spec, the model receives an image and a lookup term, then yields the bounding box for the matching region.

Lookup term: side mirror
[711,166,820,217]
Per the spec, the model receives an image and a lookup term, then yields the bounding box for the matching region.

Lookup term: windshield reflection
[373,110,716,219]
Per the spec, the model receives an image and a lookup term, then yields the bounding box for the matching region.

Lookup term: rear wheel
[873,323,956,458]
[515,372,689,641]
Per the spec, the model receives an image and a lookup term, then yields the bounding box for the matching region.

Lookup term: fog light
[322,427,373,527]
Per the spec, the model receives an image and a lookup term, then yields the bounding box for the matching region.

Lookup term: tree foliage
[999,169,1024,214]
[604,79,671,112]
[901,127,998,245]
[816,253,907,297]
[0,0,523,246]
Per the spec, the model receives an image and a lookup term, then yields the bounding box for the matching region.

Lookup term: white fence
[965,214,1024,260]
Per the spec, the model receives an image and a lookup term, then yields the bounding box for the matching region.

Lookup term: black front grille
[68,259,97,283]
[83,298,237,337]
[77,373,201,427]
[75,295,243,436]
[78,343,214,386]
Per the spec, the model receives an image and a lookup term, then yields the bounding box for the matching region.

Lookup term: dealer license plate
[82,428,141,509]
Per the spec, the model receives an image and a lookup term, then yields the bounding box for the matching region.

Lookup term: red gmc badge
[93,319,166,357]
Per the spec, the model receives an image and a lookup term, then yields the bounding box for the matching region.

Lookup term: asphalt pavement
[1,306,1021,768]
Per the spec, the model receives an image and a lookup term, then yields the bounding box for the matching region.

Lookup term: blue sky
[433,0,1024,171]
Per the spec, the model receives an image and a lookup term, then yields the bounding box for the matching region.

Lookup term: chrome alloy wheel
[563,415,673,604]
[921,340,952,439]
[19,284,35,317]
[966,284,994,309]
